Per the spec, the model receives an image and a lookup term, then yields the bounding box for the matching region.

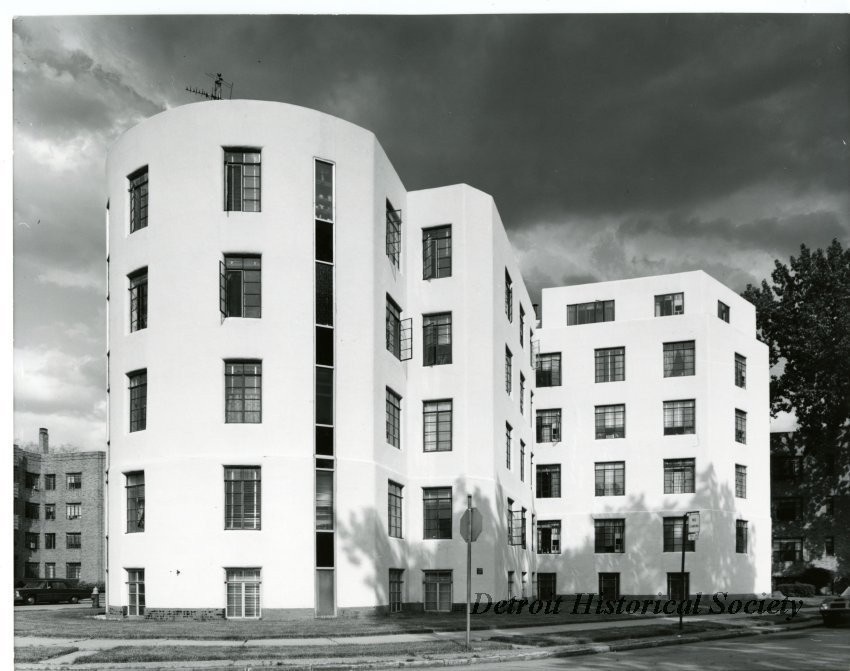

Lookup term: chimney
[39,428,49,454]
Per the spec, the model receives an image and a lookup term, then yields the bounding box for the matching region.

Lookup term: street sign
[687,512,700,539]
[460,508,483,542]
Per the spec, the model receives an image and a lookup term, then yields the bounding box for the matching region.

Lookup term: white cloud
[35,266,103,291]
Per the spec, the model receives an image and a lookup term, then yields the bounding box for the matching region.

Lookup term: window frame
[595,347,625,383]
[423,487,452,540]
[386,201,402,268]
[536,408,562,443]
[735,464,747,499]
[222,254,262,319]
[663,458,696,494]
[735,409,747,444]
[567,300,615,325]
[128,166,149,233]
[225,360,262,424]
[225,567,262,619]
[734,353,747,388]
[224,148,261,212]
[535,464,561,498]
[663,399,696,435]
[423,399,452,452]
[595,404,626,439]
[422,312,452,366]
[386,388,402,448]
[663,517,695,552]
[66,532,82,550]
[654,292,684,316]
[128,370,147,433]
[422,225,452,279]
[536,353,561,387]
[536,520,561,554]
[736,520,748,554]
[126,471,145,533]
[594,519,625,553]
[388,481,403,539]
[128,268,148,332]
[224,466,262,531]
[594,461,625,496]
[663,341,695,377]
[718,300,730,323]
[127,568,146,617]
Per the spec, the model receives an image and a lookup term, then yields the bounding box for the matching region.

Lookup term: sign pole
[466,494,472,650]
[680,512,687,632]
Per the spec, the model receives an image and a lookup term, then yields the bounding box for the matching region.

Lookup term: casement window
[538,573,556,601]
[66,532,81,549]
[423,313,452,366]
[595,462,625,496]
[735,353,747,388]
[423,571,452,612]
[536,464,561,498]
[388,481,403,538]
[225,568,261,618]
[567,300,614,325]
[66,563,81,580]
[315,468,334,533]
[386,297,401,357]
[224,149,261,212]
[25,472,39,489]
[25,502,40,519]
[663,400,695,435]
[537,520,561,554]
[536,409,561,443]
[718,300,730,323]
[772,457,801,482]
[423,487,452,539]
[45,533,56,549]
[519,374,526,414]
[595,404,625,439]
[773,538,803,562]
[225,361,262,423]
[220,255,261,318]
[315,159,334,222]
[655,292,684,316]
[66,472,82,490]
[594,519,625,553]
[422,225,451,279]
[423,400,452,452]
[129,269,148,331]
[536,353,561,387]
[664,458,695,494]
[505,347,513,394]
[128,370,147,432]
[599,573,620,601]
[24,563,39,579]
[736,521,748,554]
[45,504,55,520]
[128,166,148,232]
[505,270,513,321]
[44,474,55,490]
[595,347,625,382]
[505,423,512,469]
[44,563,56,578]
[735,464,747,498]
[224,467,261,530]
[735,409,747,444]
[519,306,525,346]
[126,472,145,533]
[663,341,695,377]
[668,573,689,601]
[772,497,802,522]
[127,569,145,616]
[386,201,401,267]
[663,517,694,552]
[66,503,81,520]
[520,441,526,482]
[389,569,404,613]
[26,533,39,550]
[386,388,401,448]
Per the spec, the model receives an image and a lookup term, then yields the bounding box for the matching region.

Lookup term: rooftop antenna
[185,72,233,101]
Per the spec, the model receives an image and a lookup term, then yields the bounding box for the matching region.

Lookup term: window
[45,533,56,550]
[388,481,403,539]
[386,297,401,357]
[508,571,515,598]
[594,519,625,553]
[505,347,512,394]
[825,537,835,556]
[44,563,55,579]
[66,473,82,490]
[536,353,561,387]
[505,423,512,469]
[736,521,748,554]
[127,569,145,616]
[772,497,802,522]
[128,166,148,232]
[668,572,689,601]
[225,361,262,423]
[224,467,261,530]
[595,347,625,382]
[220,255,261,318]
[595,462,625,496]
[44,474,55,490]
[655,292,684,316]
[24,563,39,579]
[537,520,561,554]
[718,300,730,323]
[389,569,404,613]
[26,532,39,550]
[536,409,561,443]
[773,538,803,562]
[386,201,401,267]
[664,458,695,494]
[126,472,145,533]
[423,400,452,452]
[66,563,81,580]
[735,353,746,388]
[599,573,620,601]
[663,517,694,552]
[519,306,525,346]
[423,313,452,365]
[129,269,148,331]
[66,503,81,520]
[772,456,801,482]
[315,469,334,533]
[520,441,526,482]
[423,571,452,612]
[45,504,55,520]
[505,270,513,321]
[225,568,261,618]
[567,300,614,325]
[735,409,747,444]
[128,370,147,432]
[224,149,261,212]
[519,374,526,414]
[536,464,561,498]
[422,225,451,279]
[735,465,747,498]
[25,502,39,519]
[386,388,401,448]
[423,487,452,539]
[66,533,81,549]
[663,341,695,377]
[595,404,625,439]
[315,159,334,222]
[664,400,696,435]
[25,472,40,489]
[538,573,556,601]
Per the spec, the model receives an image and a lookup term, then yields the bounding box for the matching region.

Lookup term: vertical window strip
[423,400,452,452]
[386,389,401,448]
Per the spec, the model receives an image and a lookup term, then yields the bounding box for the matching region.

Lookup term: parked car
[819,587,850,626]
[14,579,91,605]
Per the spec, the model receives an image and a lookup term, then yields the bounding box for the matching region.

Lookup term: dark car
[15,579,91,605]
[819,587,850,626]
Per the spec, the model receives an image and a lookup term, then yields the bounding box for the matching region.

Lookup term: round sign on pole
[460,508,483,542]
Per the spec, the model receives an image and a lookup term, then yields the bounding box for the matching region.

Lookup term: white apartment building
[533,273,772,599]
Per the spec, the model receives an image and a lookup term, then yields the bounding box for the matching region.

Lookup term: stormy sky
[11,14,850,450]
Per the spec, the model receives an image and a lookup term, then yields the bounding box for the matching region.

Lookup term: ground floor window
[538,573,557,601]
[66,563,81,580]
[389,569,403,613]
[423,571,452,612]
[599,572,620,601]
[44,563,56,579]
[24,562,39,578]
[127,568,145,616]
[226,567,261,619]
[667,572,689,601]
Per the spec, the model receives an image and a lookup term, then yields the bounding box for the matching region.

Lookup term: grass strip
[15,646,79,662]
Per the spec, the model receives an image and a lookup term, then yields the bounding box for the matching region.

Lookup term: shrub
[800,567,833,590]
[776,583,815,597]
